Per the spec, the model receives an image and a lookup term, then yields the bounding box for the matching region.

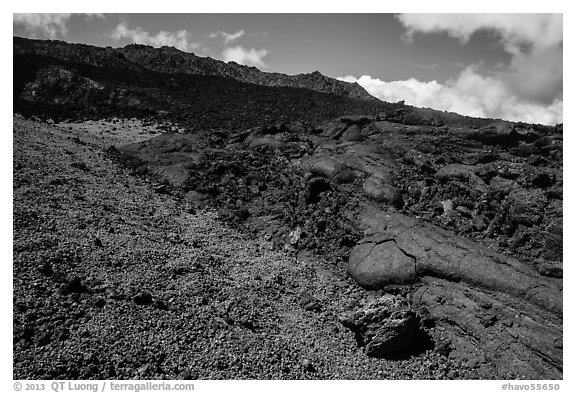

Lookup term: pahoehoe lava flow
[13,37,562,380]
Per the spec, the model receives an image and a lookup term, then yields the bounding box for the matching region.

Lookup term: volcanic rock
[134,292,153,306]
[341,125,365,142]
[353,209,562,314]
[339,295,420,357]
[507,188,547,226]
[347,238,416,288]
[362,175,403,207]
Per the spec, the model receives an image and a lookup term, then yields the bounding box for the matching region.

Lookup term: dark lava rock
[467,124,527,147]
[71,161,90,171]
[339,115,372,127]
[538,261,563,278]
[533,172,555,189]
[341,125,365,142]
[299,291,321,312]
[318,121,346,138]
[527,155,549,167]
[303,155,344,179]
[54,327,70,342]
[347,238,416,288]
[436,163,487,193]
[509,142,537,157]
[339,295,420,357]
[333,168,356,184]
[154,299,170,311]
[541,224,563,261]
[306,177,332,204]
[233,208,250,221]
[184,190,210,207]
[413,276,562,379]
[133,292,153,306]
[60,276,87,295]
[507,189,547,226]
[302,359,316,372]
[354,210,562,314]
[37,262,53,277]
[36,332,52,347]
[362,175,403,207]
[434,339,452,357]
[93,298,107,308]
[177,369,197,380]
[479,313,498,328]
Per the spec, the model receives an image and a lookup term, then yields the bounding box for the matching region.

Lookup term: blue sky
[13,13,563,124]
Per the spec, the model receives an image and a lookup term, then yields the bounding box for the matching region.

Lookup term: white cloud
[357,14,562,125]
[222,46,268,67]
[338,70,562,125]
[396,14,562,49]
[13,13,103,39]
[111,22,199,52]
[208,29,245,44]
[395,14,563,107]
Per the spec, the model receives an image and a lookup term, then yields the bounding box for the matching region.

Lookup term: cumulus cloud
[396,14,562,48]
[354,14,562,124]
[396,13,563,107]
[111,22,199,52]
[13,13,103,39]
[338,70,562,125]
[208,29,245,44]
[222,46,269,67]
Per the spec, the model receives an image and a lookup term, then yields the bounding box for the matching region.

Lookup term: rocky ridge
[14,37,511,132]
[14,37,373,100]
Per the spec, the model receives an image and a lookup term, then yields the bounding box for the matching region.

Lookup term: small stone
[154,299,169,311]
[288,227,303,246]
[37,262,53,277]
[36,332,52,347]
[299,291,321,312]
[466,358,479,368]
[134,292,153,306]
[554,337,563,349]
[54,328,70,342]
[233,208,250,221]
[94,298,106,308]
[60,276,86,295]
[434,339,452,357]
[441,200,454,213]
[302,359,315,372]
[178,369,197,380]
[538,261,563,278]
[455,205,472,218]
[480,313,498,327]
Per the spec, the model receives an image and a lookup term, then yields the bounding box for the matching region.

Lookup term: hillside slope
[14,37,529,132]
[14,37,374,100]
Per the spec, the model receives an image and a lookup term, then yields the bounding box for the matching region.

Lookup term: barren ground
[14,117,466,379]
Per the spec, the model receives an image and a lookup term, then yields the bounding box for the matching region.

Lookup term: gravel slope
[13,117,467,380]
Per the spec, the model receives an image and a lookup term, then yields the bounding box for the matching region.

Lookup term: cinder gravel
[13,116,468,379]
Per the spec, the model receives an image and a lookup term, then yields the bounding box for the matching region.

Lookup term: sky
[13,13,563,125]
